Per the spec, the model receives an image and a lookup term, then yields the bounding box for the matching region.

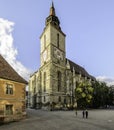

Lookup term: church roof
[67,59,96,81]
[0,55,28,84]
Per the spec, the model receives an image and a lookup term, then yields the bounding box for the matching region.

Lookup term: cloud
[0,18,31,80]
[96,76,114,86]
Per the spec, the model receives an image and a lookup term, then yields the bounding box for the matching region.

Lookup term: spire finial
[52,0,54,8]
[50,1,55,16]
[46,1,60,28]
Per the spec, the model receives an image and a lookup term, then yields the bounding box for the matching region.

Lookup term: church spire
[50,1,56,16]
[45,1,60,29]
[52,1,54,7]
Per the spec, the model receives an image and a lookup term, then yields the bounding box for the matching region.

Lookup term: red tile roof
[0,55,28,84]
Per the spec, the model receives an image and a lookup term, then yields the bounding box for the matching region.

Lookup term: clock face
[54,47,63,61]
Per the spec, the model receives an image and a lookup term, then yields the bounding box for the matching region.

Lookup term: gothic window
[64,98,66,104]
[58,96,61,102]
[40,72,42,93]
[6,84,13,95]
[44,35,46,49]
[44,72,46,92]
[58,71,62,91]
[34,87,36,94]
[57,33,59,48]
[44,96,46,102]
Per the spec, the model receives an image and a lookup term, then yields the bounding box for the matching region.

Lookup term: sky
[0,0,114,86]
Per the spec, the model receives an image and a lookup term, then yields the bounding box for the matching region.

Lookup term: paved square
[0,109,114,130]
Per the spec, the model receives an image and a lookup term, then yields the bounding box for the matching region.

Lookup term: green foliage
[75,80,94,108]
[92,81,114,108]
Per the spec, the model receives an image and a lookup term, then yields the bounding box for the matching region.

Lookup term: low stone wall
[0,113,26,124]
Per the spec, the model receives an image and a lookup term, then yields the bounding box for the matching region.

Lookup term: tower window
[57,33,59,48]
[44,35,46,49]
[44,72,46,92]
[57,71,61,91]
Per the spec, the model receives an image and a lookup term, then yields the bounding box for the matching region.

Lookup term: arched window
[40,72,42,93]
[44,35,46,49]
[44,72,46,92]
[58,71,62,91]
[57,33,59,48]
[58,96,61,102]
[44,96,46,102]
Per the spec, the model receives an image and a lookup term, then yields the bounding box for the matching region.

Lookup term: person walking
[82,110,85,118]
[85,109,88,118]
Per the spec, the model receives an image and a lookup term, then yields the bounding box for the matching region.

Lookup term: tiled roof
[0,55,28,84]
[66,59,96,81]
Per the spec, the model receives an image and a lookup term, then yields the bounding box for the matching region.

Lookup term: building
[28,3,95,110]
[0,55,28,122]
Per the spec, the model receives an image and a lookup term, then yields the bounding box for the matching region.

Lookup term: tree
[92,81,110,108]
[108,87,114,106]
[75,80,94,108]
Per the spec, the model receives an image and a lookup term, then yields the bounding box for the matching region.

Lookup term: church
[28,3,95,110]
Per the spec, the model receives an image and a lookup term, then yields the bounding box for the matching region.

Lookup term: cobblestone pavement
[0,109,114,130]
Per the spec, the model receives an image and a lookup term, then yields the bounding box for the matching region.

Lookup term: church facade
[28,3,95,110]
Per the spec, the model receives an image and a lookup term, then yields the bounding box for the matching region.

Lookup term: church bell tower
[40,2,66,104]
